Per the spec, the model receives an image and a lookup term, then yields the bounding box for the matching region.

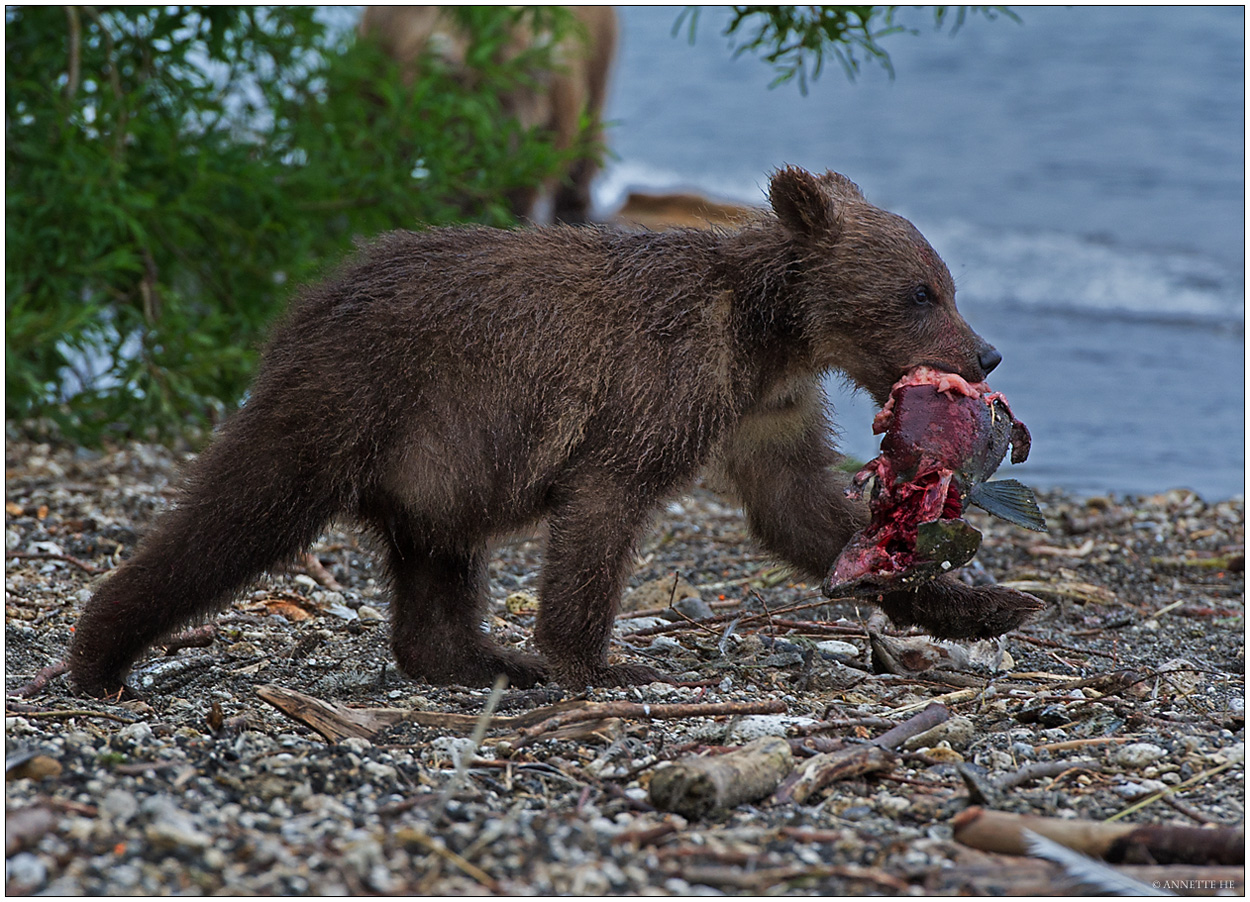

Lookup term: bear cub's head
[768,166,1001,406]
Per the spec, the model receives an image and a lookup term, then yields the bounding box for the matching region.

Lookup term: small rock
[6,852,47,893]
[356,605,385,621]
[648,635,683,652]
[614,616,668,635]
[338,736,373,754]
[116,721,154,745]
[1114,742,1167,770]
[100,789,140,824]
[363,761,397,782]
[815,639,859,658]
[143,799,211,851]
[876,794,910,816]
[1157,659,1202,696]
[903,716,977,752]
[762,651,804,668]
[1112,778,1168,799]
[5,753,62,781]
[726,714,816,743]
[429,736,477,765]
[671,594,714,621]
[505,591,538,614]
[325,602,358,621]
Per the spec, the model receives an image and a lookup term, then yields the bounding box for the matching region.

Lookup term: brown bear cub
[69,166,1043,697]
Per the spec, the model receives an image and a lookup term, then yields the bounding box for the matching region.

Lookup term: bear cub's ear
[769,165,842,240]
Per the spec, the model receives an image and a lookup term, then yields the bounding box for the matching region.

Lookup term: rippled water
[599,6,1245,498]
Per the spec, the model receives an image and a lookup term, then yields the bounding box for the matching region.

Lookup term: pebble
[904,716,976,751]
[6,852,47,893]
[142,798,212,851]
[100,789,140,824]
[1114,743,1168,770]
[725,714,817,742]
[815,639,859,657]
[671,595,714,621]
[614,616,668,635]
[3,440,1243,896]
[648,635,684,652]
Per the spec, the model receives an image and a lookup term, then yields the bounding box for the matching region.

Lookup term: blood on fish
[826,365,1031,592]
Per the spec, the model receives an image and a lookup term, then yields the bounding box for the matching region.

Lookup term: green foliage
[6,6,579,444]
[676,6,1018,92]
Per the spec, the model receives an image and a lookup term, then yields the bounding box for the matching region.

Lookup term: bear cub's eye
[911,285,935,307]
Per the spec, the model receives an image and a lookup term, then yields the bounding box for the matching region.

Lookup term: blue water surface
[597,6,1245,499]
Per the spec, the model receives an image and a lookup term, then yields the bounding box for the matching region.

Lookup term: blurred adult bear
[358,6,616,224]
[69,166,1042,697]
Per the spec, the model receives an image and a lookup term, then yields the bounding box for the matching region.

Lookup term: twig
[617,822,679,846]
[4,707,135,724]
[1107,760,1240,822]
[5,550,105,575]
[9,661,70,698]
[435,675,506,822]
[161,624,216,655]
[1162,794,1225,827]
[775,744,895,804]
[1035,736,1139,753]
[870,701,949,749]
[891,688,978,715]
[1015,632,1117,660]
[773,705,946,804]
[511,698,787,748]
[301,552,344,591]
[997,758,1099,792]
[627,595,865,639]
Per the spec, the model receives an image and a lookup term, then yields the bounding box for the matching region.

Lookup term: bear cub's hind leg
[535,474,672,688]
[381,527,547,689]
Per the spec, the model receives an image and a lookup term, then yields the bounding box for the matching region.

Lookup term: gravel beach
[5,440,1244,895]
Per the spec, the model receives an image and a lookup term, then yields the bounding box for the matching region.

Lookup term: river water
[596,6,1245,499]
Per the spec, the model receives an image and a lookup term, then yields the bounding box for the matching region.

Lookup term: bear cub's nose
[979,346,1002,375]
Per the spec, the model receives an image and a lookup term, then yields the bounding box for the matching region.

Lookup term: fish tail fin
[968,479,1048,531]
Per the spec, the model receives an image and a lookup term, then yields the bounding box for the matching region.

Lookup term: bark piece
[951,806,1243,866]
[930,861,1245,897]
[256,684,586,742]
[649,736,793,819]
[776,743,896,804]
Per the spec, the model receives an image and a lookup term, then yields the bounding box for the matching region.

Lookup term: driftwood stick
[9,661,70,698]
[511,698,787,748]
[301,552,345,591]
[772,702,947,805]
[951,806,1244,866]
[257,684,600,742]
[5,550,105,575]
[871,701,950,750]
[774,744,895,805]
[257,685,777,746]
[649,736,793,819]
[161,624,216,655]
[929,861,1245,897]
[997,758,1098,792]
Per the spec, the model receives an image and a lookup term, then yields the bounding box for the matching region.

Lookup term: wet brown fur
[68,167,1042,697]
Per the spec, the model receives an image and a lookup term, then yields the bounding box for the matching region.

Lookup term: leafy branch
[676,6,1019,92]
